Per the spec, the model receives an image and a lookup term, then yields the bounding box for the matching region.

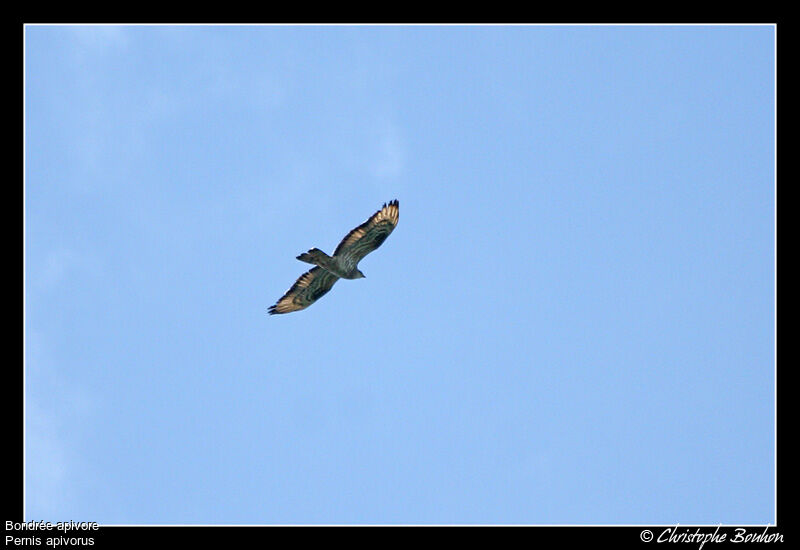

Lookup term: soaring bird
[268,200,399,315]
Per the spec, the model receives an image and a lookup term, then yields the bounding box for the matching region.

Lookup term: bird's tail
[297,248,334,270]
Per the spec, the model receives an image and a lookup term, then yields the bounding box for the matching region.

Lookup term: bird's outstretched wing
[333,199,399,267]
[268,266,339,314]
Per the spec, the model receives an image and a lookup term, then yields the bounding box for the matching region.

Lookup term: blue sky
[24,25,775,525]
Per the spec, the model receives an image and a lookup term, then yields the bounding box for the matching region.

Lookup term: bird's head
[356,270,366,279]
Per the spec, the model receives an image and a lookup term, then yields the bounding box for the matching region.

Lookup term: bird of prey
[268,200,399,315]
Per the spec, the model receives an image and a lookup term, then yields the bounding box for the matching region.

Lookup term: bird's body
[268,200,399,314]
[295,248,363,279]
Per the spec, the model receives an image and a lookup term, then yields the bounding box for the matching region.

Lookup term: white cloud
[25,331,95,520]
[26,400,68,518]
[32,248,103,294]
[66,25,129,55]
[371,117,405,180]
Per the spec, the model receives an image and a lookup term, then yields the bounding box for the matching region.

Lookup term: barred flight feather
[268,200,399,315]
